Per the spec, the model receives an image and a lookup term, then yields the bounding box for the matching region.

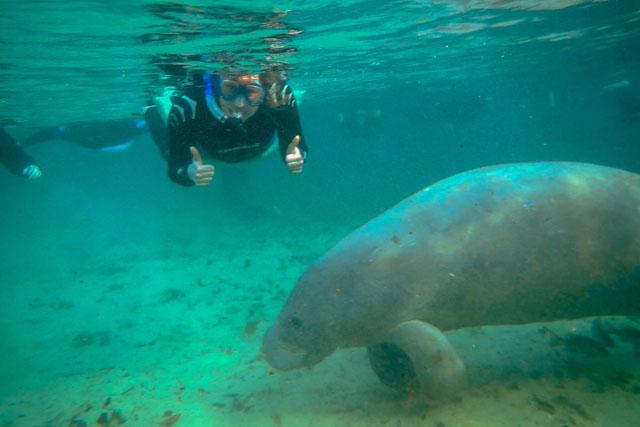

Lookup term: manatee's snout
[262,326,309,371]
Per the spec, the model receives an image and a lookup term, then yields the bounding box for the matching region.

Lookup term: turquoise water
[1,1,640,426]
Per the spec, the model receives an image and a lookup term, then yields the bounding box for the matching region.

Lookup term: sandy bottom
[1,199,639,427]
[0,151,640,427]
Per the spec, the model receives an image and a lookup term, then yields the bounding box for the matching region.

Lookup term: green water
[1,1,639,426]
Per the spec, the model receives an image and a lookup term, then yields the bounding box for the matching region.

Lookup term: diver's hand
[22,164,42,179]
[286,135,303,174]
[187,146,215,186]
[266,83,295,108]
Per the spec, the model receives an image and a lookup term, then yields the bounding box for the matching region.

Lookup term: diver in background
[0,127,42,179]
[148,67,308,187]
[25,117,149,152]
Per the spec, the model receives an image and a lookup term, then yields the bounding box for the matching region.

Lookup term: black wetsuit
[25,118,148,150]
[166,83,308,186]
[0,127,38,177]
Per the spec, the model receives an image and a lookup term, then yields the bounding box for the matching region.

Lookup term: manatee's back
[324,162,640,334]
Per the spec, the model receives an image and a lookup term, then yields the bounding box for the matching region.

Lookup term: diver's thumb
[287,135,301,154]
[190,146,203,165]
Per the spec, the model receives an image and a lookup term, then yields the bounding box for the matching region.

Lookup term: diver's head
[217,73,265,122]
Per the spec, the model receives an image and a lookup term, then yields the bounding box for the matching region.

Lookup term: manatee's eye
[288,316,303,329]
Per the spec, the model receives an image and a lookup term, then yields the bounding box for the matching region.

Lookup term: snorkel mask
[219,75,266,106]
[203,71,266,133]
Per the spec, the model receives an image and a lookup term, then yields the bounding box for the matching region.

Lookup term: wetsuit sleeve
[167,101,196,187]
[0,128,38,177]
[144,106,169,161]
[267,88,308,162]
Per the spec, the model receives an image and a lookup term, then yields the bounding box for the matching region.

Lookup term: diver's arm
[0,128,41,178]
[167,105,197,186]
[144,105,169,161]
[267,89,308,163]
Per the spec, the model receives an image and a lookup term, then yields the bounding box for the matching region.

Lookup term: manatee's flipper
[367,320,466,401]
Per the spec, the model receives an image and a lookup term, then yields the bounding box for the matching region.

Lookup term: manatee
[262,162,640,399]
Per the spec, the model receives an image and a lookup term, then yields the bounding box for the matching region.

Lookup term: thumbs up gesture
[285,135,304,174]
[187,146,215,186]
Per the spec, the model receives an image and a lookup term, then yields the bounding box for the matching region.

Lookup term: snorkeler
[24,117,149,152]
[147,67,308,187]
[0,126,42,179]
